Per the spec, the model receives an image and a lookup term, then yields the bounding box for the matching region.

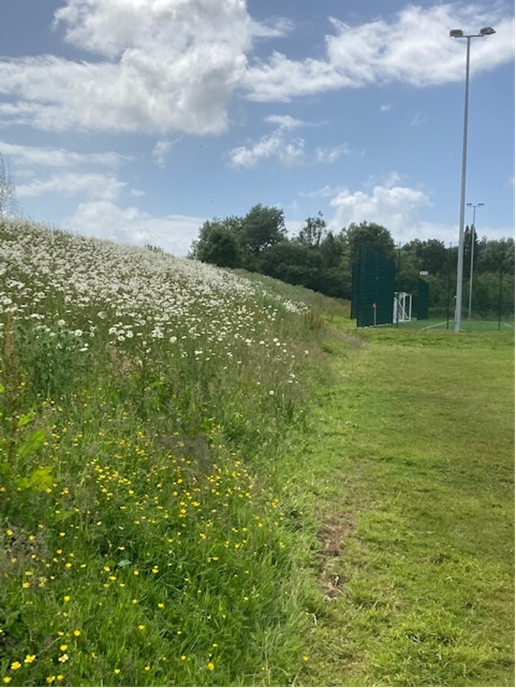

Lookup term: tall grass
[0,220,324,687]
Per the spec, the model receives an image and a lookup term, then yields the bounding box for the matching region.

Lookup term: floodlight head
[480,26,496,35]
[450,29,464,37]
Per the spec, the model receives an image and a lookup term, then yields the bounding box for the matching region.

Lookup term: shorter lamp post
[466,202,483,318]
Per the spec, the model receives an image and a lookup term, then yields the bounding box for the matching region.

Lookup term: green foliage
[241,204,287,255]
[295,212,328,248]
[190,217,243,268]
[342,221,396,265]
[18,324,88,400]
[0,219,321,687]
[1,218,513,686]
[401,237,449,276]
[189,206,287,270]
[190,205,513,317]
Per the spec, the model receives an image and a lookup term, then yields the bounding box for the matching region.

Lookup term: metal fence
[352,243,396,327]
[417,278,429,320]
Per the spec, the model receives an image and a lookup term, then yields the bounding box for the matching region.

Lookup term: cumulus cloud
[62,200,205,256]
[328,179,431,242]
[0,0,250,135]
[244,3,514,101]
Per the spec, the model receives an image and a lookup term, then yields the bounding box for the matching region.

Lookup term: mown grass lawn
[298,328,514,687]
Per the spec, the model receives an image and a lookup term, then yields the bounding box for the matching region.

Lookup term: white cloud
[329,180,431,243]
[228,113,353,169]
[0,0,250,135]
[298,184,345,199]
[263,114,308,129]
[249,17,295,39]
[62,200,205,256]
[314,143,352,164]
[380,104,392,112]
[227,128,353,169]
[244,51,349,102]
[152,139,181,167]
[244,4,514,101]
[17,172,125,201]
[226,130,306,168]
[0,140,128,169]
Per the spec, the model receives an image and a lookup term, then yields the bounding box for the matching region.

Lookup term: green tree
[260,241,323,288]
[241,204,287,255]
[476,237,515,274]
[342,221,396,264]
[189,217,243,268]
[318,231,345,268]
[295,212,328,248]
[402,238,449,276]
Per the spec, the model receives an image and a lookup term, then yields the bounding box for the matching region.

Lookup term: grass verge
[297,328,514,687]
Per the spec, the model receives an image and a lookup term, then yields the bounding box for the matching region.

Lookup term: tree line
[189,204,514,318]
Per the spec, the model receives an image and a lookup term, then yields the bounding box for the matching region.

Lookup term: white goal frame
[393,292,412,323]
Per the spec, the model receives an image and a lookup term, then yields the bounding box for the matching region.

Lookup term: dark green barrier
[417,279,429,320]
[352,243,395,327]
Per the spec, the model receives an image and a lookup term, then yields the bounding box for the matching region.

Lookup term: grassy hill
[0,220,513,687]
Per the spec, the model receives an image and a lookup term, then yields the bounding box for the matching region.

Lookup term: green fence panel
[351,260,358,320]
[417,278,429,320]
[352,243,396,327]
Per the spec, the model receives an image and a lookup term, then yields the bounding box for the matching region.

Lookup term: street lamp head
[450,29,464,37]
[480,26,496,35]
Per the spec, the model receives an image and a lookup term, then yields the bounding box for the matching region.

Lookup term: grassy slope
[1,220,513,686]
[298,328,514,687]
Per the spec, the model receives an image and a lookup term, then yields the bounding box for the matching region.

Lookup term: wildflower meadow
[1,220,514,688]
[0,220,323,687]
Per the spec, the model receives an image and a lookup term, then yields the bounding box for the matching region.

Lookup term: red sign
[372,303,377,310]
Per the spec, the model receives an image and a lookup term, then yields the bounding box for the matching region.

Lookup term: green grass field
[297,327,515,687]
[396,318,514,332]
[1,220,514,686]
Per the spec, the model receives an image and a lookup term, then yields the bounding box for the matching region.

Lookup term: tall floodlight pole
[449,26,496,332]
[466,202,484,318]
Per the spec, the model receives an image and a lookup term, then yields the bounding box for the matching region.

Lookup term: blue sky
[0,0,513,256]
